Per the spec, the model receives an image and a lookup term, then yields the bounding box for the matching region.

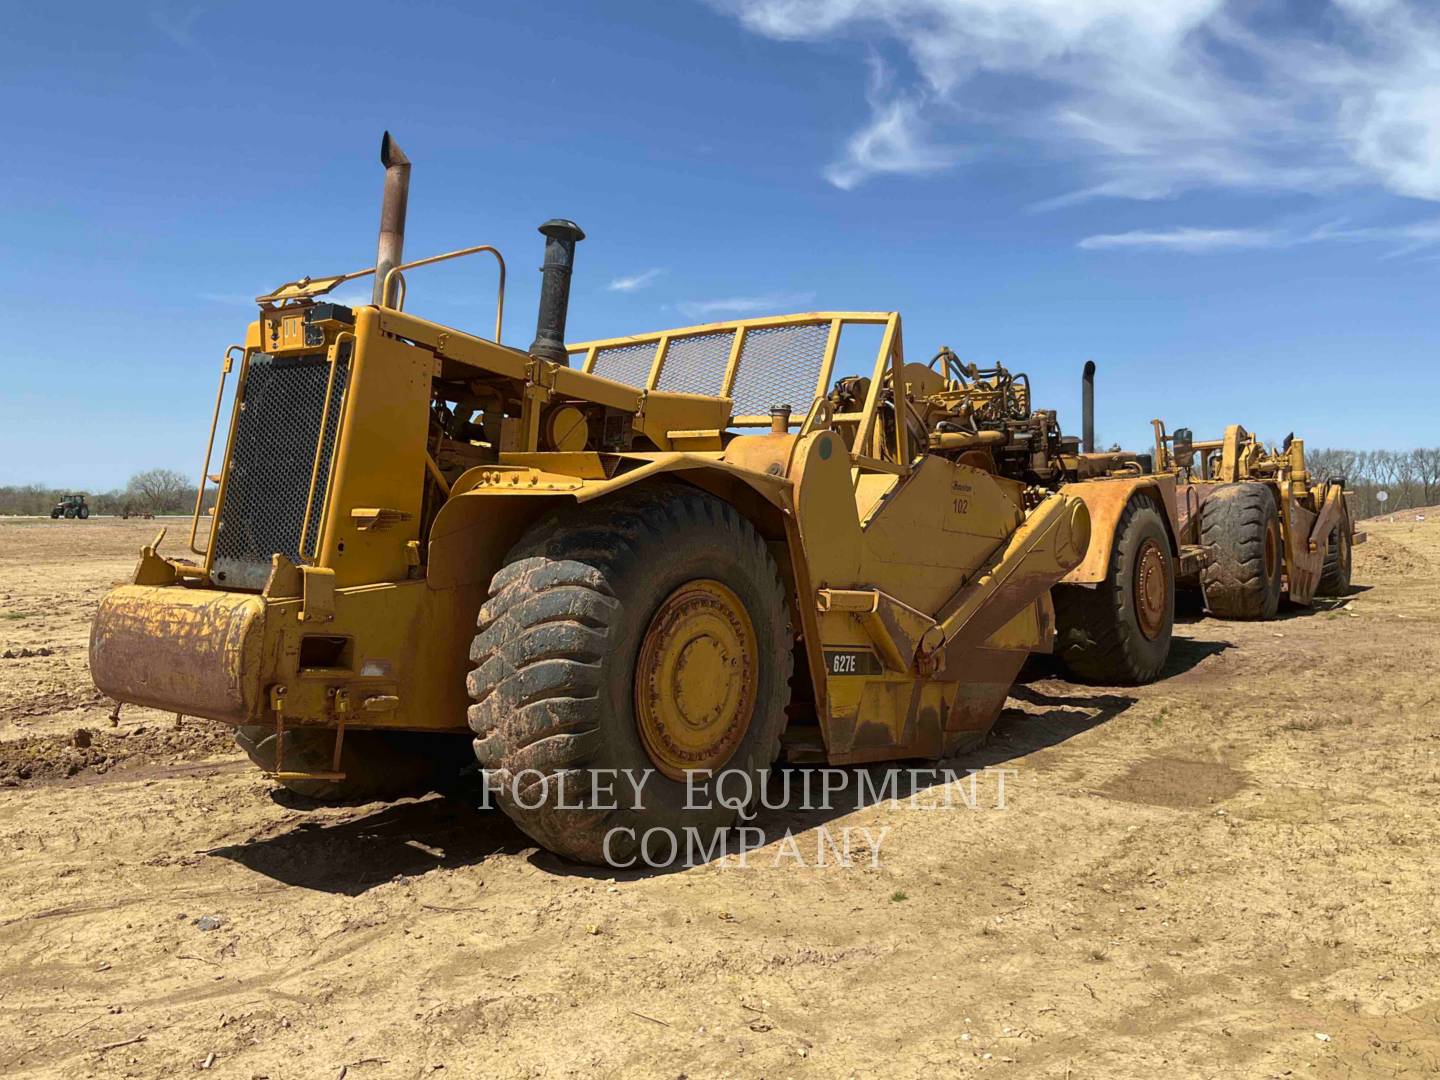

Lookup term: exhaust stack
[529,219,586,365]
[372,132,412,307]
[1081,360,1096,454]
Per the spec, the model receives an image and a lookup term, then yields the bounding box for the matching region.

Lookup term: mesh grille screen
[590,341,656,387]
[211,348,350,589]
[655,331,735,396]
[729,323,830,419]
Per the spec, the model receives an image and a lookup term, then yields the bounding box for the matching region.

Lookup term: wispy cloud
[824,55,965,191]
[149,3,208,53]
[607,268,666,292]
[676,291,817,319]
[715,0,1440,203]
[1309,218,1440,258]
[1080,217,1440,256]
[1078,227,1286,254]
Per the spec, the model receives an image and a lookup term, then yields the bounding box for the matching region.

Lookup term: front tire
[1054,497,1174,685]
[466,483,792,866]
[1200,483,1283,619]
[78,506,90,520]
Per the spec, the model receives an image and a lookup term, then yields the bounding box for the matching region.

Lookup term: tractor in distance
[51,493,90,519]
[90,133,1093,865]
[1151,421,1364,618]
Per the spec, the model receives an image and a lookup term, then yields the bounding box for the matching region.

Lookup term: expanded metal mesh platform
[571,312,897,428]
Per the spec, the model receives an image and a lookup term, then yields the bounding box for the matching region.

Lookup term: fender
[426,445,795,594]
[1058,474,1183,585]
[424,440,820,735]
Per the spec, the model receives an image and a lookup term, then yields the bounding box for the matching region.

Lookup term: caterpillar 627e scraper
[89,134,1090,864]
[1151,421,1363,619]
[911,356,1208,685]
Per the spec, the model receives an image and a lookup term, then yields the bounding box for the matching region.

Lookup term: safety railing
[255,243,507,344]
[568,311,906,469]
[380,244,506,342]
[189,345,247,556]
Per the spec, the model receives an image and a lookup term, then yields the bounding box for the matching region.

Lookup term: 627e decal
[822,648,884,676]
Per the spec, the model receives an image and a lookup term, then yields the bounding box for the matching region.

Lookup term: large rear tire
[1054,497,1174,685]
[1316,501,1353,597]
[1199,483,1283,619]
[235,726,473,802]
[466,483,792,866]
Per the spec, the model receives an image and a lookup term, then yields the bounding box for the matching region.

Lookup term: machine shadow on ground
[208,781,532,896]
[1175,585,1369,624]
[1022,633,1232,682]
[1158,634,1233,674]
[211,684,1138,890]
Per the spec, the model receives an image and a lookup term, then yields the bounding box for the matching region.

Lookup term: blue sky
[2,0,1436,490]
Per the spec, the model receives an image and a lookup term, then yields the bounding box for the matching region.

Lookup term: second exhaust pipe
[529,219,586,365]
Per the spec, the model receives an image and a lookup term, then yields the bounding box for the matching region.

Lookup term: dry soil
[0,514,1436,1079]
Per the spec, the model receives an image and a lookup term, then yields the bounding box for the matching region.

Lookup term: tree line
[1,450,1433,519]
[0,469,211,516]
[1306,448,1440,518]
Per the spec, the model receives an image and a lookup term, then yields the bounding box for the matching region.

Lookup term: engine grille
[211,348,351,590]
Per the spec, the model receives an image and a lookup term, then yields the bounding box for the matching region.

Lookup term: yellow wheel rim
[634,579,757,781]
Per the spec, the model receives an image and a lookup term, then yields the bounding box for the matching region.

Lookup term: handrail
[299,332,354,561]
[571,310,907,469]
[380,244,507,342]
[189,345,244,556]
[571,311,896,426]
[202,349,256,576]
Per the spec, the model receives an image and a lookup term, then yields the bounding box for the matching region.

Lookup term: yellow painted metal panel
[318,310,433,587]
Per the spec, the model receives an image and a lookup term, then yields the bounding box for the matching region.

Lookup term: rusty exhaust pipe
[529,219,586,365]
[1081,360,1096,454]
[372,131,412,307]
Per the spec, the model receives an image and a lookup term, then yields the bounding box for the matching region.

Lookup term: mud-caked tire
[466,482,792,867]
[1054,498,1174,685]
[235,726,473,802]
[1316,502,1353,597]
[1199,483,1283,619]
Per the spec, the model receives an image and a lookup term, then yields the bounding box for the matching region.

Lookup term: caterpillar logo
[823,648,883,676]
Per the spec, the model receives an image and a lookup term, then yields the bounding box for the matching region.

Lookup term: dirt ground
[1,514,1436,1079]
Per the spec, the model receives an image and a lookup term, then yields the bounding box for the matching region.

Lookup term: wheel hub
[635,579,757,780]
[1134,540,1168,641]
